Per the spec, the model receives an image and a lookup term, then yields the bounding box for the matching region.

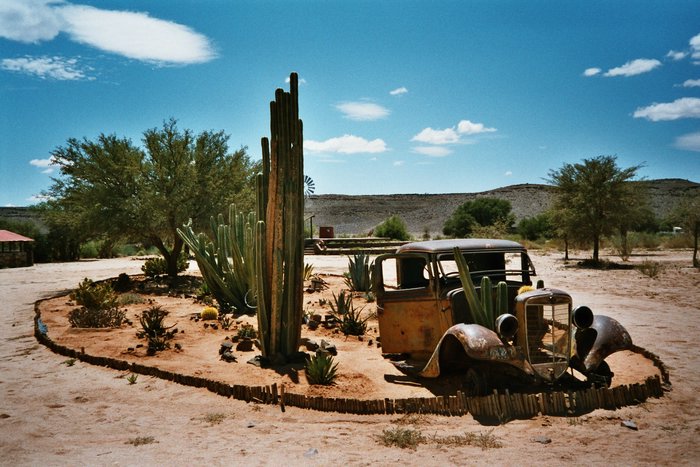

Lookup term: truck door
[373,253,446,359]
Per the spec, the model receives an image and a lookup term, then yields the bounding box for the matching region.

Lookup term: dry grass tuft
[125,436,157,446]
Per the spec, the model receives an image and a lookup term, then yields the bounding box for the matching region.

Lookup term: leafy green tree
[443,197,514,238]
[547,155,643,262]
[669,193,700,267]
[42,119,258,277]
[374,215,410,241]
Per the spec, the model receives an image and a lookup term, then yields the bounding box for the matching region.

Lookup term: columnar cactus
[254,73,305,359]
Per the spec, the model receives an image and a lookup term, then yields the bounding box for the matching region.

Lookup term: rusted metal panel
[377,295,451,357]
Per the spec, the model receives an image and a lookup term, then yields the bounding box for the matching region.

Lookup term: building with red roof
[0,230,35,268]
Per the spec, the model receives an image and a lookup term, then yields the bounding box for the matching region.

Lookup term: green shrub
[141,254,189,278]
[443,198,514,238]
[237,323,257,339]
[305,352,339,385]
[344,253,373,292]
[79,241,100,259]
[117,293,145,305]
[70,278,116,309]
[637,260,663,279]
[374,215,410,241]
[517,213,554,241]
[68,278,125,328]
[377,427,425,450]
[661,233,693,249]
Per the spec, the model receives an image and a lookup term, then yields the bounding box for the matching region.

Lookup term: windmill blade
[304,175,315,197]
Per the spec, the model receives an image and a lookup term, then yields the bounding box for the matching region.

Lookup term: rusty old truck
[372,239,633,395]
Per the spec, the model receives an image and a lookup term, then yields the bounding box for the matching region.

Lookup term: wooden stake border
[35,294,669,420]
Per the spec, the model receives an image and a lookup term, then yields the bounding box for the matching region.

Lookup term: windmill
[304,175,315,198]
[304,175,316,238]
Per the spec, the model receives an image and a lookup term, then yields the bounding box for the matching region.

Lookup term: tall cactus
[178,204,256,313]
[254,73,305,359]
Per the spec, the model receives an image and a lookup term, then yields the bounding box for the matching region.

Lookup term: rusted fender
[419,323,535,378]
[580,314,633,372]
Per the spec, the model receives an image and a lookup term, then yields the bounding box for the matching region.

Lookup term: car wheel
[463,368,489,396]
[589,361,613,388]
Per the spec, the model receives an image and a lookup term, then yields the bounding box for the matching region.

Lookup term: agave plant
[305,352,339,385]
[344,253,373,292]
[329,290,354,316]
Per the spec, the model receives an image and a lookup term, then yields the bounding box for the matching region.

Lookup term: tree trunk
[166,237,184,278]
[694,221,699,268]
[592,235,600,263]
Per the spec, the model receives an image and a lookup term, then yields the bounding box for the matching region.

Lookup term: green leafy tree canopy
[42,119,258,277]
[547,155,643,262]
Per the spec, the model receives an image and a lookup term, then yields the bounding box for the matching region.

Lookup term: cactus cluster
[178,204,256,313]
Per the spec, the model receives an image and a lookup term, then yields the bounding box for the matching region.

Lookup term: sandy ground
[1,249,700,465]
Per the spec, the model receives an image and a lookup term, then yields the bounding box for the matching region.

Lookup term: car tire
[589,361,613,388]
[463,368,489,396]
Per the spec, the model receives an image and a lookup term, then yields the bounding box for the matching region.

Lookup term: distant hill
[0,207,47,232]
[3,178,697,238]
[303,179,700,237]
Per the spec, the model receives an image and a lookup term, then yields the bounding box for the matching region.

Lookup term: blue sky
[1,0,699,207]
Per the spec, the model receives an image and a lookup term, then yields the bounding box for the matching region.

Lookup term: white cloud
[393,160,404,167]
[675,131,700,152]
[667,50,688,61]
[0,0,63,43]
[29,156,58,173]
[457,119,496,135]
[583,67,601,77]
[683,79,700,88]
[285,75,307,85]
[389,86,408,96]
[30,157,55,168]
[633,97,700,121]
[411,119,496,145]
[27,194,50,203]
[691,33,700,60]
[504,171,513,177]
[411,127,459,144]
[59,4,216,64]
[335,101,390,121]
[413,146,452,157]
[2,56,91,80]
[0,0,216,66]
[305,135,387,154]
[603,58,661,77]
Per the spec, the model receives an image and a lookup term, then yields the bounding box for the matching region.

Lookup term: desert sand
[1,249,699,465]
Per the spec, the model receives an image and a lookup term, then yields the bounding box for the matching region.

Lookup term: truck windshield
[437,251,532,284]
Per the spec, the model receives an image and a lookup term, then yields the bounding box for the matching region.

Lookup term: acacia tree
[547,155,643,263]
[670,193,700,267]
[43,119,257,277]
